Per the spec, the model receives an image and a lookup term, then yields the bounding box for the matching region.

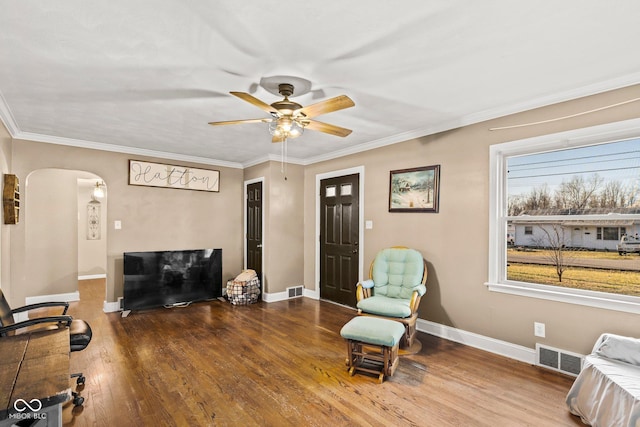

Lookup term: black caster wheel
[76,375,86,386]
[73,395,85,406]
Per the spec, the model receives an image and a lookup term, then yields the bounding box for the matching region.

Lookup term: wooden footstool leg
[383,346,390,378]
[345,341,351,367]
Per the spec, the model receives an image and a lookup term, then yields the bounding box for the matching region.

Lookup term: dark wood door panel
[319,174,359,306]
[246,181,263,295]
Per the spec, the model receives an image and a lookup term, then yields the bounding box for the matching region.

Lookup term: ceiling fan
[208,83,355,142]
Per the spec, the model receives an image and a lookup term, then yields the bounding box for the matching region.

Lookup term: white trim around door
[314,166,365,300]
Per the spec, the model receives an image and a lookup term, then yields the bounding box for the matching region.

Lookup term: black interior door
[246,181,263,295]
[320,174,359,307]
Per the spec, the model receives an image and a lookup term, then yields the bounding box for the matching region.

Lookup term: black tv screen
[123,248,222,311]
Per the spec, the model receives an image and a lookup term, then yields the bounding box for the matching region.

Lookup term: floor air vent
[535,343,583,376]
[287,286,304,299]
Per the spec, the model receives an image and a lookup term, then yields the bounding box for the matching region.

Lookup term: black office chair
[0,288,92,406]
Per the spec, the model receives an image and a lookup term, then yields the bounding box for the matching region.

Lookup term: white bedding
[566,334,640,427]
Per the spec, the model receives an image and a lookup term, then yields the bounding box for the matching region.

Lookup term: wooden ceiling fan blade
[208,118,271,126]
[230,92,280,116]
[295,95,354,118]
[304,120,352,137]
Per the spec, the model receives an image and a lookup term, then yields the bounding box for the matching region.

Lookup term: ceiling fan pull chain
[281,137,288,179]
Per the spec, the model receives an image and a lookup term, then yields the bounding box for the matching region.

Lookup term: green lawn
[507,263,640,296]
[508,247,637,261]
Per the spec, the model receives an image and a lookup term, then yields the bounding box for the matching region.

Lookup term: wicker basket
[226,269,261,305]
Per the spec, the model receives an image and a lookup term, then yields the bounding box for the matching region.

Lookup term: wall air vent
[287,286,304,299]
[535,343,583,377]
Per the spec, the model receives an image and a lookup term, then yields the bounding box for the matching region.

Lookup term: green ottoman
[340,316,405,383]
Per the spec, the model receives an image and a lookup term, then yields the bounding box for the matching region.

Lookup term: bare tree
[508,184,551,215]
[525,184,552,211]
[626,183,639,207]
[535,224,574,282]
[508,194,525,216]
[554,174,603,211]
[597,180,626,208]
[509,173,638,215]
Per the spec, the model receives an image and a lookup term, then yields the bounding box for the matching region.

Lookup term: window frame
[602,227,621,240]
[487,118,640,315]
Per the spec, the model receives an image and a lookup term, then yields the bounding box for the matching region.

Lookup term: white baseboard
[304,288,320,300]
[416,318,536,364]
[78,274,107,280]
[262,290,288,302]
[25,291,80,305]
[103,300,120,313]
[262,287,320,302]
[16,291,81,323]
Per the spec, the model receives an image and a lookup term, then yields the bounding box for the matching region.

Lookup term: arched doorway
[24,169,107,304]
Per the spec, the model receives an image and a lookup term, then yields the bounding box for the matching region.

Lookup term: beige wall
[8,140,244,306]
[244,161,304,294]
[24,169,81,297]
[267,162,304,293]
[0,123,12,303]
[303,84,640,355]
[1,84,638,356]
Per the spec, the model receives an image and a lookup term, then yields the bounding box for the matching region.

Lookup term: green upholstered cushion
[371,248,425,299]
[356,295,413,318]
[340,317,405,347]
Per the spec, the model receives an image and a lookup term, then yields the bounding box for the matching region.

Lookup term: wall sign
[128,160,220,192]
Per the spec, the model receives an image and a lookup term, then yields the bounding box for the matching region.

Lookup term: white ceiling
[1,1,639,168]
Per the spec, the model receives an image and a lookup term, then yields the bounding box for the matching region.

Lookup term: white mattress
[566,354,640,426]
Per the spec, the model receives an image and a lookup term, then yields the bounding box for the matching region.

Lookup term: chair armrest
[360,279,374,289]
[356,281,374,302]
[408,286,427,314]
[11,301,69,315]
[0,315,73,335]
[414,284,426,297]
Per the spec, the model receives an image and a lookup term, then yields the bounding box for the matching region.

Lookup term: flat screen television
[123,248,222,311]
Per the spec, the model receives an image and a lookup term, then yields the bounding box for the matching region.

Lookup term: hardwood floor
[62,280,584,426]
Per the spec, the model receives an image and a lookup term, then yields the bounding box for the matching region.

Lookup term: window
[596,226,625,240]
[488,119,640,314]
[325,186,336,197]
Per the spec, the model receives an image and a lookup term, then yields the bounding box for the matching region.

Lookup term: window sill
[485,281,640,315]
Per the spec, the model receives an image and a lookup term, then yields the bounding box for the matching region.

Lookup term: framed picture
[389,165,440,212]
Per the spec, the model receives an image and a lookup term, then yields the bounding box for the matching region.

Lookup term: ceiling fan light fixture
[289,121,304,138]
[268,118,304,139]
[209,82,353,140]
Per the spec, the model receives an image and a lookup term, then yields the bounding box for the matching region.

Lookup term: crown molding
[2,74,639,169]
[302,74,640,166]
[0,90,20,136]
[242,153,306,169]
[301,124,449,166]
[14,131,244,169]
[461,72,640,131]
